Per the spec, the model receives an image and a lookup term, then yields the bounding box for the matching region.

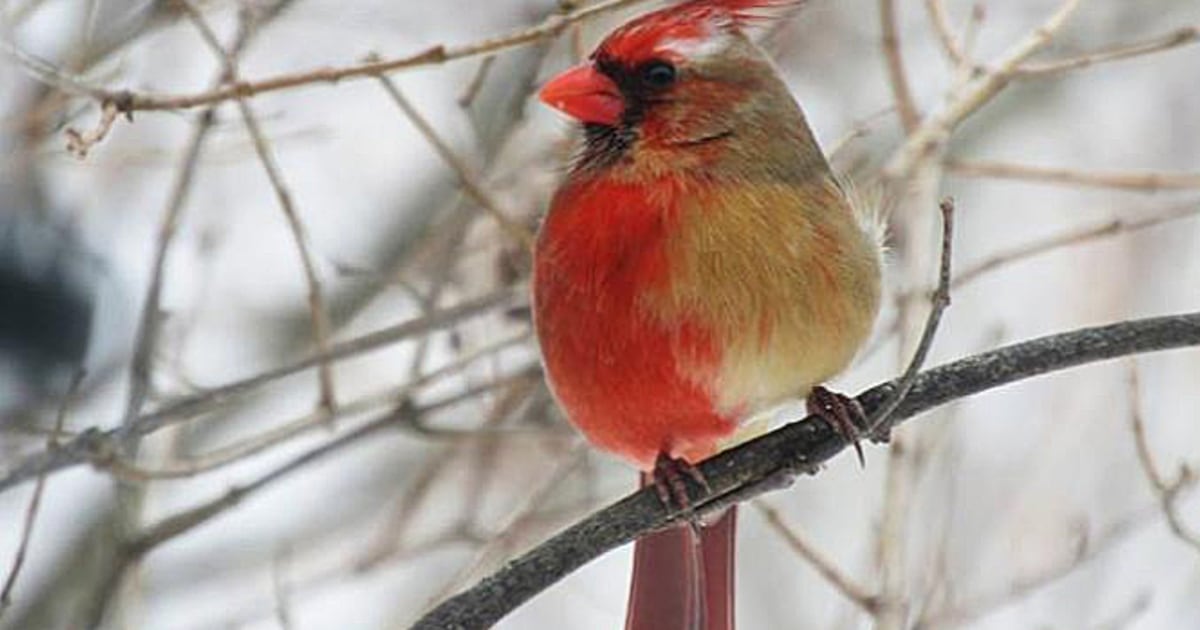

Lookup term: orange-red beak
[539,64,625,127]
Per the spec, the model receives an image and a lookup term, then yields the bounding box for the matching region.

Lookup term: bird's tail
[625,479,737,630]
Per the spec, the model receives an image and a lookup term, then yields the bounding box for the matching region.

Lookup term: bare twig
[126,368,538,560]
[866,198,955,438]
[0,33,110,98]
[0,286,520,496]
[1016,24,1200,77]
[457,56,496,108]
[923,0,968,68]
[0,371,84,618]
[120,106,218,429]
[1128,368,1200,554]
[271,544,295,630]
[3,0,653,115]
[953,199,1200,288]
[94,331,530,482]
[418,441,588,619]
[374,72,535,249]
[879,0,920,133]
[915,511,1154,629]
[64,99,121,158]
[177,2,337,410]
[945,158,1200,191]
[754,501,880,614]
[885,0,1084,179]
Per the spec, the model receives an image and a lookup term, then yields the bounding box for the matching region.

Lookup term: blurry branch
[879,0,919,133]
[356,446,473,572]
[923,0,970,68]
[99,331,530,482]
[754,501,880,614]
[915,509,1155,629]
[271,545,294,630]
[180,1,336,410]
[373,72,535,249]
[420,441,587,617]
[945,159,1200,191]
[0,34,105,98]
[1128,368,1200,555]
[0,371,82,619]
[1015,24,1200,77]
[1,0,653,115]
[0,287,522,495]
[123,366,538,562]
[81,7,306,626]
[869,197,954,630]
[1089,593,1152,630]
[885,0,1082,179]
[827,106,895,161]
[952,199,1200,288]
[120,106,216,426]
[457,56,496,109]
[413,312,1200,629]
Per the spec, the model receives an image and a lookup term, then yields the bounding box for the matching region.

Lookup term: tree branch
[412,311,1200,629]
[0,288,521,496]
[0,0,653,113]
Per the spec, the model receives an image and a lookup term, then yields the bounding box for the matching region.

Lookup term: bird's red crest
[596,0,800,64]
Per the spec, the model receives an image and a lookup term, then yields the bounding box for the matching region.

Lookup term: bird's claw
[651,452,710,520]
[806,385,867,467]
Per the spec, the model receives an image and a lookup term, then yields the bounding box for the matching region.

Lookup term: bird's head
[540,0,807,170]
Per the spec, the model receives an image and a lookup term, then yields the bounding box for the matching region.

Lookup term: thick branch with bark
[412,312,1200,629]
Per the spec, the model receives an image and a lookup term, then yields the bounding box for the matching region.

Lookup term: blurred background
[0,0,1198,628]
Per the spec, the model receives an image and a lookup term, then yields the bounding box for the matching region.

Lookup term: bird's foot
[651,452,710,520]
[806,385,867,467]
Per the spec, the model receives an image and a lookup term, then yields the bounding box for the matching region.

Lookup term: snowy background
[0,0,1198,628]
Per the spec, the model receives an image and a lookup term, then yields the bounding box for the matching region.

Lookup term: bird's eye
[641,61,677,88]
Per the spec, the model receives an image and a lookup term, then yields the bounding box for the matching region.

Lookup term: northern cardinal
[533,1,882,628]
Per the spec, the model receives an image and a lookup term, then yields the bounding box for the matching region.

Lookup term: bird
[532,1,883,628]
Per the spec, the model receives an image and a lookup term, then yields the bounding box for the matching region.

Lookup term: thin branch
[0,371,84,618]
[0,288,522,495]
[866,197,955,437]
[1128,367,1200,554]
[412,311,1200,629]
[0,33,109,99]
[946,158,1200,191]
[4,0,653,115]
[753,501,880,613]
[953,199,1200,288]
[95,331,530,482]
[420,442,588,614]
[923,0,968,68]
[827,106,895,161]
[271,544,295,630]
[120,105,218,430]
[374,73,535,249]
[915,511,1154,629]
[126,369,537,559]
[885,0,1084,179]
[879,0,919,133]
[179,1,337,410]
[64,99,121,158]
[1015,24,1200,77]
[457,56,496,108]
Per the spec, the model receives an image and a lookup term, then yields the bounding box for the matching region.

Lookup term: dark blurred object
[0,205,95,408]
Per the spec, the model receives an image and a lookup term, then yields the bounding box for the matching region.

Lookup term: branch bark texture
[411,312,1200,629]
